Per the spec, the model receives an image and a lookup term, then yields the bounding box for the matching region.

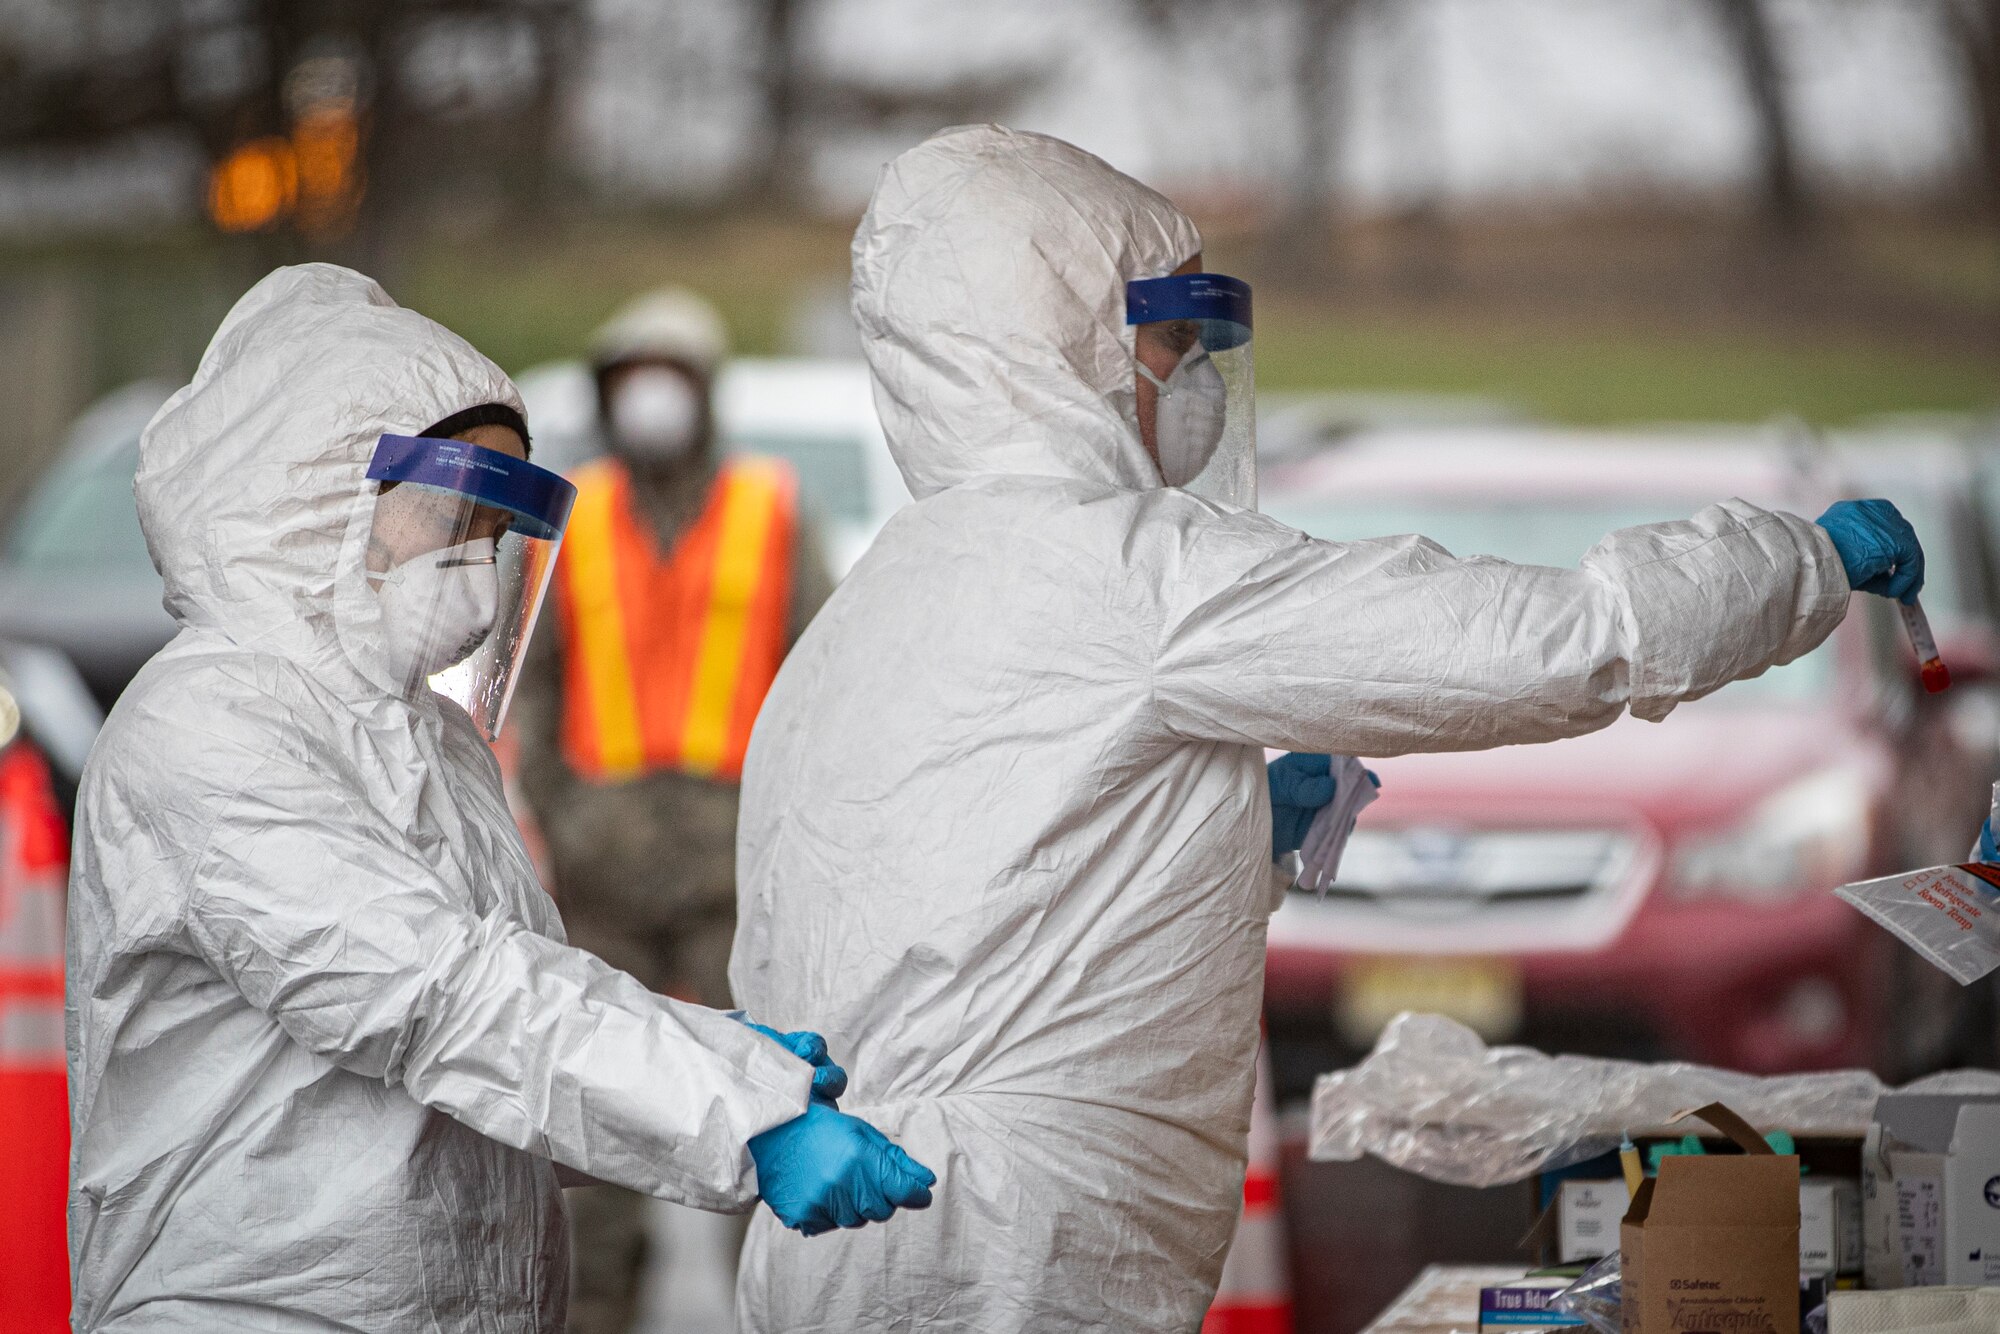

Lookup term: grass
[399,214,1996,429]
[1252,305,1999,426]
[395,215,855,377]
[8,212,1995,438]
[1855,226,2000,311]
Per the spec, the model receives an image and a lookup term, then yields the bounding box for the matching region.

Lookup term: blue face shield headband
[362,433,577,739]
[1123,272,1253,351]
[367,434,576,541]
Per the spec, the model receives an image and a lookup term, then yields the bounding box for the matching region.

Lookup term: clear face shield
[1125,272,1255,510]
[363,435,577,739]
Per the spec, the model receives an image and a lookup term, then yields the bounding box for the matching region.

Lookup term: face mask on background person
[609,367,703,461]
[372,536,500,684]
[1137,342,1226,487]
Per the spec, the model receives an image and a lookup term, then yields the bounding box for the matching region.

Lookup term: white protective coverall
[729,126,1850,1331]
[65,264,815,1333]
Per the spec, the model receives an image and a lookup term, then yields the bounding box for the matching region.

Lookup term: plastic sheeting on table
[1828,1287,2000,1333]
[1309,1013,2000,1187]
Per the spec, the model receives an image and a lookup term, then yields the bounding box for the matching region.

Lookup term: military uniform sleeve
[1150,498,1848,756]
[787,509,837,645]
[510,608,577,829]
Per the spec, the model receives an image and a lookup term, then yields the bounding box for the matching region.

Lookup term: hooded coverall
[66,264,815,1333]
[729,125,1851,1332]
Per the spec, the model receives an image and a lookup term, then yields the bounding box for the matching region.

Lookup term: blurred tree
[740,0,1047,210]
[748,0,808,206]
[1274,0,1367,274]
[0,0,586,269]
[1704,0,1811,239]
[1374,0,1456,292]
[1129,0,1369,278]
[1940,0,1999,242]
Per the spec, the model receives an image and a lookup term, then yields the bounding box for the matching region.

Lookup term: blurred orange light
[207,137,297,233]
[293,100,364,239]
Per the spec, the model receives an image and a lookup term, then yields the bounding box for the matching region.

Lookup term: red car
[1257,427,1994,1100]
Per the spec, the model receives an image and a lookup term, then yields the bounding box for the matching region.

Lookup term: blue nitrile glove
[1816,499,1925,605]
[748,1099,937,1236]
[1268,752,1337,860]
[733,1017,848,1101]
[1978,819,1998,865]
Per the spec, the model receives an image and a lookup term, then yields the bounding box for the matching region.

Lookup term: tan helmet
[589,286,729,376]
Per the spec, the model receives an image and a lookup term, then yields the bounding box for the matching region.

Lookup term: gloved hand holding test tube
[1817,499,1942,687]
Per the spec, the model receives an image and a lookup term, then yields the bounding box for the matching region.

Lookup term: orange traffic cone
[0,741,71,1332]
[1202,1041,1293,1334]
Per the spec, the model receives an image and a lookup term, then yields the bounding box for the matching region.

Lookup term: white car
[515,357,910,577]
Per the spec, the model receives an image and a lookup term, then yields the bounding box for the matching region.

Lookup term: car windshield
[1262,496,1836,704]
[4,436,153,574]
[723,430,871,525]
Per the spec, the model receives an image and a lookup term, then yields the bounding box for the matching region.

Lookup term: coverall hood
[135,263,525,700]
[850,124,1202,501]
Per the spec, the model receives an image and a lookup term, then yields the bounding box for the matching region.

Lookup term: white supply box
[1863,1093,2000,1288]
[1555,1179,1628,1264]
[1944,1104,2000,1285]
[1799,1178,1862,1277]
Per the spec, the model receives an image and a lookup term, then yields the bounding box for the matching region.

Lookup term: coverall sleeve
[183,757,812,1211]
[1151,498,1849,756]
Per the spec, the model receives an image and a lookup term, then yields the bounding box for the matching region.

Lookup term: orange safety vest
[556,456,798,783]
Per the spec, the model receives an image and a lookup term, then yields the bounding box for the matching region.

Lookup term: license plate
[1336,956,1524,1049]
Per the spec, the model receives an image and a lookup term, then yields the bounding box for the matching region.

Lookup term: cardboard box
[1863,1092,2000,1288]
[1557,1179,1631,1263]
[1620,1103,1800,1334]
[1560,1174,1855,1273]
[1477,1278,1587,1331]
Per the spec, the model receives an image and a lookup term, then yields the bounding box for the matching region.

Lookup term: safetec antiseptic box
[1619,1104,1800,1334]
